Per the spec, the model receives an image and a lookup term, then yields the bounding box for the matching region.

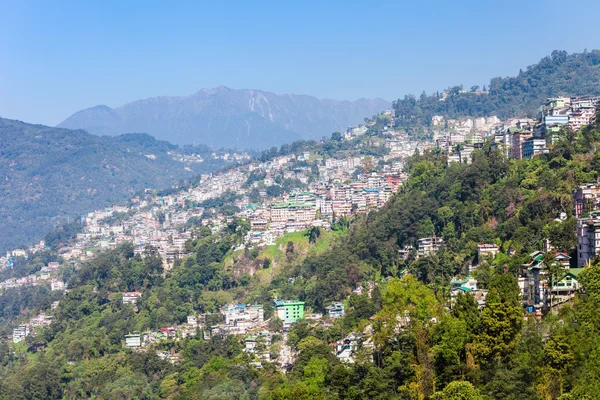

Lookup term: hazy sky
[2,0,600,126]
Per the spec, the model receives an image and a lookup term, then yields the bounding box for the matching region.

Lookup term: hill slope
[0,118,229,252]
[393,49,600,127]
[58,86,390,149]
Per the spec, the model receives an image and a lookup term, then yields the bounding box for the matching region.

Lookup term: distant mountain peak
[58,88,390,149]
[195,85,233,95]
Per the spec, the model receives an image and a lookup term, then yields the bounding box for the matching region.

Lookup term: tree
[303,356,329,389]
[453,292,481,336]
[362,157,374,174]
[19,361,63,399]
[305,226,321,244]
[286,241,295,261]
[431,381,483,400]
[471,274,522,364]
[331,132,343,141]
[432,317,469,386]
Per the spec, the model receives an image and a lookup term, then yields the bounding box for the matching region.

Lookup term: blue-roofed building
[325,302,345,319]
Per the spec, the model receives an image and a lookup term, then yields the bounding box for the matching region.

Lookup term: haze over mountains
[58,86,390,149]
[4,49,599,254]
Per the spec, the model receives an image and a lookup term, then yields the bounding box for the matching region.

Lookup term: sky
[1,0,600,126]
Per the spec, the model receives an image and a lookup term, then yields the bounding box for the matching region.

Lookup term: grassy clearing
[254,228,348,283]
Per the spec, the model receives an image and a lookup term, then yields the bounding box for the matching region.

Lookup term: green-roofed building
[274,300,305,324]
[551,268,584,296]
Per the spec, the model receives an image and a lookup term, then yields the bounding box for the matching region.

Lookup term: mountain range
[0,118,231,253]
[58,86,390,149]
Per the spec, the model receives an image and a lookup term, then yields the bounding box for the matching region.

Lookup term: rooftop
[274,300,305,306]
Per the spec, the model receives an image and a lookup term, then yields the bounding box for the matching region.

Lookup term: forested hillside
[0,118,232,252]
[393,50,600,129]
[3,122,600,399]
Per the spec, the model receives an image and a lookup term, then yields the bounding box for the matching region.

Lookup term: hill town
[2,94,599,373]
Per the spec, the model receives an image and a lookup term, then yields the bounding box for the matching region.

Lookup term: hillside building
[274,300,305,324]
[417,236,443,257]
[325,303,345,319]
[573,183,600,218]
[577,212,600,267]
[125,332,142,349]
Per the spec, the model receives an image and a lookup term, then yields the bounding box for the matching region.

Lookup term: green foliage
[0,118,231,252]
[430,381,483,400]
[305,226,321,244]
[7,120,600,398]
[381,276,439,322]
[199,190,240,216]
[393,50,600,133]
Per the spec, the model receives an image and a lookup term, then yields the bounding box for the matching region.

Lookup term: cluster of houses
[449,248,582,314]
[12,310,56,343]
[119,299,354,367]
[1,261,66,294]
[432,96,599,164]
[23,125,417,269]
[4,101,600,365]
[1,120,416,363]
[9,267,62,343]
[493,96,599,160]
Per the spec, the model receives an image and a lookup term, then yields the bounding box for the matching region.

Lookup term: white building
[417,236,443,257]
[125,332,142,349]
[13,325,30,343]
[477,244,500,261]
[123,292,142,304]
[51,280,66,291]
[223,304,264,326]
[577,213,600,267]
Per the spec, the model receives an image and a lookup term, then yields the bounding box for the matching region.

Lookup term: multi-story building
[51,280,66,291]
[270,202,315,223]
[569,96,599,131]
[274,300,305,324]
[573,183,600,218]
[13,325,29,343]
[492,127,512,157]
[577,212,600,267]
[325,303,345,319]
[543,96,599,133]
[523,137,548,159]
[417,236,444,257]
[223,304,264,325]
[477,243,500,260]
[509,131,532,160]
[125,332,142,348]
[123,292,142,304]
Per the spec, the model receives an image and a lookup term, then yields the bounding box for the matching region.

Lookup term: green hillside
[3,123,600,398]
[393,50,600,130]
[0,118,231,252]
